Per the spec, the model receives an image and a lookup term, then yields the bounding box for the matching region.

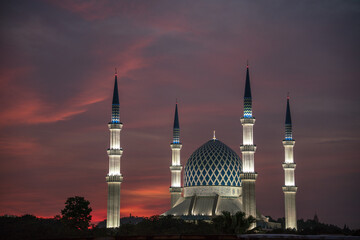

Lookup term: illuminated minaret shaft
[282,96,297,229]
[169,102,182,207]
[240,64,257,228]
[106,70,123,228]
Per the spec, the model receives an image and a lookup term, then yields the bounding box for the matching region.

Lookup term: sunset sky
[0,0,359,228]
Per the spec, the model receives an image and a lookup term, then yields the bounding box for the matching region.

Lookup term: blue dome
[184,139,242,187]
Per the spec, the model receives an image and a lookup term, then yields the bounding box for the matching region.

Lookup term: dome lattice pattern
[184,140,242,187]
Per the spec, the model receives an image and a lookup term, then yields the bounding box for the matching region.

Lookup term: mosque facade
[106,65,298,229]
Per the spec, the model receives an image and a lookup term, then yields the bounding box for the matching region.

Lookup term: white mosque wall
[215,197,243,215]
[192,197,215,216]
[184,186,241,198]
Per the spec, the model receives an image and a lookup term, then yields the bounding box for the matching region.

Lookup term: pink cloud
[0,66,107,127]
[47,0,150,21]
[48,0,192,35]
[0,137,41,157]
[47,0,116,21]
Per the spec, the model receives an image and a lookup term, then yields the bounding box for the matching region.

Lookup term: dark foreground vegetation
[0,212,253,239]
[1,213,359,240]
[1,196,359,239]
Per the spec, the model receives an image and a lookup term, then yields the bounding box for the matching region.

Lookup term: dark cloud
[0,0,359,228]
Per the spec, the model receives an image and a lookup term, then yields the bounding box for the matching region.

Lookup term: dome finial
[213,130,216,140]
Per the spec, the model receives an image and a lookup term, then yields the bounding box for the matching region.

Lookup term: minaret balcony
[240,117,255,124]
[170,165,182,171]
[240,172,258,180]
[283,140,295,146]
[240,145,256,152]
[106,175,123,183]
[107,149,123,155]
[169,187,182,193]
[282,186,298,193]
[170,143,182,149]
[108,123,123,129]
[282,163,296,169]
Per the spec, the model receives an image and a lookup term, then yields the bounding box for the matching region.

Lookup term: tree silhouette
[212,211,256,234]
[61,196,92,230]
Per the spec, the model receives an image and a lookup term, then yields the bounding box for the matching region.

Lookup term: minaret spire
[173,103,180,143]
[111,70,120,123]
[240,63,257,229]
[244,63,252,118]
[282,95,297,229]
[169,101,183,207]
[285,94,292,140]
[112,70,119,105]
[106,70,123,228]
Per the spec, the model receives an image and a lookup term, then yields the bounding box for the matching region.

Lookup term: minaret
[169,102,182,207]
[106,69,123,228]
[240,64,258,228]
[282,95,298,229]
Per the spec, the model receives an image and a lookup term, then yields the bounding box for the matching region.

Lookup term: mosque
[105,65,298,230]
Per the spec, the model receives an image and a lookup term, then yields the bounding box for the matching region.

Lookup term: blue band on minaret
[111,74,120,123]
[172,103,180,144]
[244,66,252,118]
[285,97,292,140]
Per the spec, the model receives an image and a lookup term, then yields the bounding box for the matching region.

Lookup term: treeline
[0,212,255,239]
[1,214,359,240]
[296,218,359,235]
[120,212,256,236]
[0,214,100,239]
[1,196,359,239]
[266,216,360,235]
